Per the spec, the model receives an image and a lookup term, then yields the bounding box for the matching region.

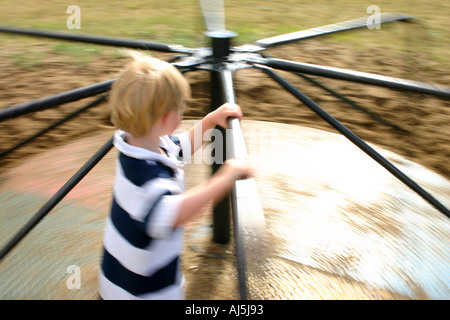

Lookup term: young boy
[98,52,251,300]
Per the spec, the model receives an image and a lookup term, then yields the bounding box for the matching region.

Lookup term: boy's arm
[173,159,250,227]
[187,103,242,155]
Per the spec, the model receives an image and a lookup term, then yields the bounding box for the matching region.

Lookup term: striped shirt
[99,130,191,300]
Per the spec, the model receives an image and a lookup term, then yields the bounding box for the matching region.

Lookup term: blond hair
[110,51,190,137]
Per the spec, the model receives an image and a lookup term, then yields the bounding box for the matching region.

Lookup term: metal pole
[0,56,193,123]
[256,13,413,48]
[248,57,450,99]
[205,30,238,60]
[0,94,108,157]
[258,66,450,219]
[219,68,247,300]
[206,30,237,245]
[296,73,409,133]
[0,79,114,122]
[0,25,192,54]
[210,70,231,244]
[0,137,114,261]
[220,68,268,300]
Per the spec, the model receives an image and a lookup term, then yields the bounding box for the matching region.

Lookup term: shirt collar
[113,130,184,169]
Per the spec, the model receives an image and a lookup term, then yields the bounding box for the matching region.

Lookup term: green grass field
[0,0,449,68]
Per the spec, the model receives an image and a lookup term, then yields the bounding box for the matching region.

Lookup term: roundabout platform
[0,120,449,299]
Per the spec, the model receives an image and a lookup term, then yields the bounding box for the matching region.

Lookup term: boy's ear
[160,111,171,124]
[161,110,179,123]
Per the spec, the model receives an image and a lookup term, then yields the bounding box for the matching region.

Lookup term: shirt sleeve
[172,131,192,164]
[146,193,186,239]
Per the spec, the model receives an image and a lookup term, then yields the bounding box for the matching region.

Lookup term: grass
[51,42,104,64]
[10,51,45,70]
[0,0,448,68]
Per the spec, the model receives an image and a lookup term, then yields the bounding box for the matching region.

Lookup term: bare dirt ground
[0,35,449,300]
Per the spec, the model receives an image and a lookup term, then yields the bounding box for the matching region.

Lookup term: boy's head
[110,51,190,137]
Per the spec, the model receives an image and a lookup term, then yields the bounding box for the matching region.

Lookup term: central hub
[204,30,238,59]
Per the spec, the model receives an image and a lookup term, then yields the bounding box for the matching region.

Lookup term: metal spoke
[0,25,192,54]
[256,13,413,48]
[296,73,410,133]
[0,94,108,157]
[256,64,450,218]
[0,79,114,122]
[0,54,199,123]
[0,137,114,261]
[247,56,450,99]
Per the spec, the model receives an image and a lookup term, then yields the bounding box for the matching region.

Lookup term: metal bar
[0,94,107,157]
[205,30,238,60]
[0,79,114,122]
[0,25,192,54]
[296,73,409,133]
[0,137,114,261]
[247,57,450,99]
[219,69,244,154]
[0,55,194,123]
[209,70,231,245]
[257,65,450,219]
[219,68,247,300]
[220,68,268,300]
[207,30,238,245]
[256,13,413,48]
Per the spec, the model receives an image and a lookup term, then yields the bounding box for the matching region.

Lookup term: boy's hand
[220,158,253,181]
[208,103,243,129]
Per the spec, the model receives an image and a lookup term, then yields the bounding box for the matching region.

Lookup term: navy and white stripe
[99,130,190,300]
